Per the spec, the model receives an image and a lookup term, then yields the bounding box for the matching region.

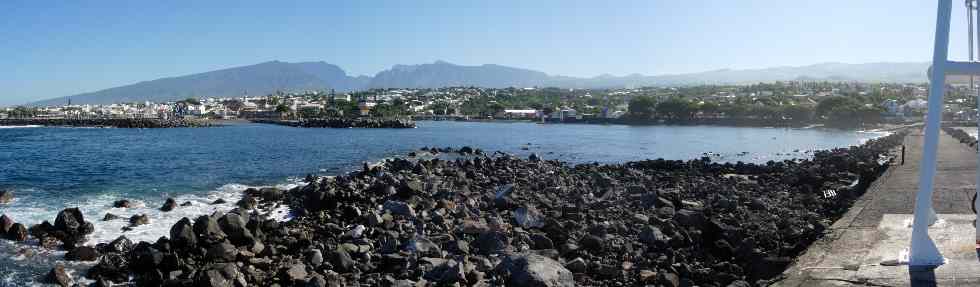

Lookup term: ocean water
[0,121,887,285]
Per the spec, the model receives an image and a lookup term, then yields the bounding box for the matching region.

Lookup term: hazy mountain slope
[31,61,363,106]
[366,61,930,89]
[29,61,930,106]
[293,61,369,92]
[637,62,930,85]
[368,61,553,88]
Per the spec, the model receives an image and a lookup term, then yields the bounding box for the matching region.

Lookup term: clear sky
[0,0,971,106]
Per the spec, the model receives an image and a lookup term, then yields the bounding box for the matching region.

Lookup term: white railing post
[910,0,953,268]
[973,0,980,244]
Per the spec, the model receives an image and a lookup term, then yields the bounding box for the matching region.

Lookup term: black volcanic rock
[160,198,177,212]
[69,130,907,287]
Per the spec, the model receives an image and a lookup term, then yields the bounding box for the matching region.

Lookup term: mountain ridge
[29,60,931,106]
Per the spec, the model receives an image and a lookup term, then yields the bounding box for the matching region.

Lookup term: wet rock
[181,201,193,206]
[237,195,258,210]
[102,213,121,221]
[7,223,27,241]
[66,245,99,261]
[170,217,197,248]
[106,236,133,253]
[129,214,150,227]
[0,190,13,204]
[496,253,574,287]
[113,199,132,208]
[259,187,283,201]
[55,207,88,233]
[44,264,73,286]
[87,253,129,283]
[212,198,227,205]
[160,198,177,212]
[0,214,12,233]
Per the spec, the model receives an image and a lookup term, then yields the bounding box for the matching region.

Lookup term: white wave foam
[0,181,306,285]
[80,183,251,245]
[0,125,42,129]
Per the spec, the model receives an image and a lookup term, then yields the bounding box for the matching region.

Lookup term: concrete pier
[776,128,980,286]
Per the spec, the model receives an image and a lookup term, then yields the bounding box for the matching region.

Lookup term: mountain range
[30,60,930,106]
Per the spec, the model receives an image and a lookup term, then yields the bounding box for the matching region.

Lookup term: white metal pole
[974,0,980,238]
[910,0,952,267]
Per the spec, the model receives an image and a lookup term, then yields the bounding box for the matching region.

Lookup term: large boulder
[194,215,227,243]
[160,198,177,212]
[112,200,132,208]
[7,223,27,241]
[218,212,254,246]
[129,214,149,227]
[54,208,86,233]
[170,217,197,248]
[495,253,574,287]
[0,214,13,233]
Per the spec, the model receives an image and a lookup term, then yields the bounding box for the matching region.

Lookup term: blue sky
[0,0,968,105]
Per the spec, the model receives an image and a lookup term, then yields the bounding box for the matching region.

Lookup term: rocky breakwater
[0,118,212,128]
[20,131,904,286]
[252,118,416,128]
[943,127,977,148]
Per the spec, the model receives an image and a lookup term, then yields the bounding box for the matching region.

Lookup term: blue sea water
[0,121,886,285]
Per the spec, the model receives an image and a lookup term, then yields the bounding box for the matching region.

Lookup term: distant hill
[31,61,367,106]
[368,60,553,88]
[367,61,929,89]
[30,60,930,106]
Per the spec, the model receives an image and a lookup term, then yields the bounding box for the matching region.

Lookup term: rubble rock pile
[253,118,416,129]
[0,118,211,128]
[943,127,977,148]
[8,130,905,286]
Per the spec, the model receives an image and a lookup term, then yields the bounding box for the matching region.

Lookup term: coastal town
[2,81,974,128]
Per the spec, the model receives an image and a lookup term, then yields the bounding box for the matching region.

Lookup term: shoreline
[0,118,215,128]
[251,118,416,129]
[0,129,908,286]
[432,117,917,131]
